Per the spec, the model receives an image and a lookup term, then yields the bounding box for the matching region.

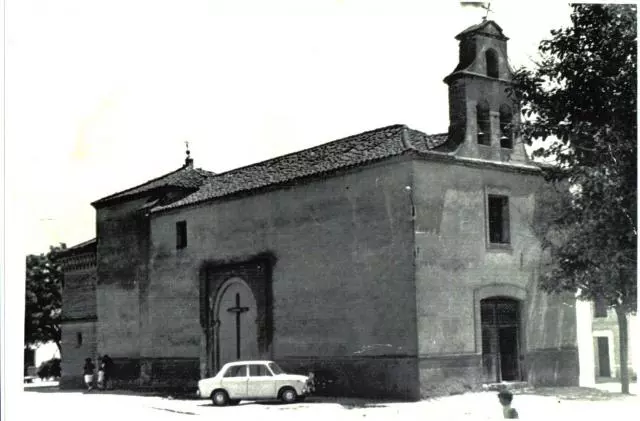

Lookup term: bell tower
[443,20,527,162]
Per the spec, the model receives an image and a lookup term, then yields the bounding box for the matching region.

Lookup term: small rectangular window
[488,195,510,244]
[594,298,608,318]
[176,221,187,249]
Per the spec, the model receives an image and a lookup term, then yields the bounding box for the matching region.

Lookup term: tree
[25,243,66,355]
[513,4,637,393]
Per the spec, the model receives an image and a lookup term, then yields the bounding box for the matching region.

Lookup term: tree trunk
[614,305,630,394]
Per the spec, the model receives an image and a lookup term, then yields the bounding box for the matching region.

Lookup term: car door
[247,364,276,399]
[220,364,248,399]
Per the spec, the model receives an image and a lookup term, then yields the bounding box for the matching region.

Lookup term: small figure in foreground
[83,357,95,392]
[498,390,519,419]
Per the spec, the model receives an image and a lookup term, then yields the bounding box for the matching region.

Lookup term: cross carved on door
[227,293,250,360]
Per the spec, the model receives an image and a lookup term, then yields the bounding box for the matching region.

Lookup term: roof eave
[90,165,212,207]
[455,20,509,41]
[91,185,201,209]
[149,151,417,216]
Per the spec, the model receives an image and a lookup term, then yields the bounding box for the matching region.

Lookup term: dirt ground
[15,381,639,420]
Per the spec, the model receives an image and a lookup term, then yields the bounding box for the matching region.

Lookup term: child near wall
[83,358,95,392]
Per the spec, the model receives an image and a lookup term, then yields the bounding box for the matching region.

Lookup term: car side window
[249,364,273,377]
[223,365,247,378]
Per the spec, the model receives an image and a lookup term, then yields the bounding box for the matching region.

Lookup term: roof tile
[153,125,451,213]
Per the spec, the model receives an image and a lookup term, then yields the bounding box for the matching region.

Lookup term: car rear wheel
[279,387,297,404]
[211,390,229,406]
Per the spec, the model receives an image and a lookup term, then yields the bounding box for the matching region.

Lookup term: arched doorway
[481,297,522,382]
[212,278,259,372]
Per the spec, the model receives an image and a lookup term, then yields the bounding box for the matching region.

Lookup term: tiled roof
[92,165,216,206]
[152,124,451,213]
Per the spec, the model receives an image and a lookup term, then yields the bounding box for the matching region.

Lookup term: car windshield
[268,362,284,375]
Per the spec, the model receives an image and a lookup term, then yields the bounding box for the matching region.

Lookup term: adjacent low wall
[525,347,580,387]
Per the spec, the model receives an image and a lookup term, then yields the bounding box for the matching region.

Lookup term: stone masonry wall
[413,159,578,393]
[147,159,419,398]
[95,198,149,375]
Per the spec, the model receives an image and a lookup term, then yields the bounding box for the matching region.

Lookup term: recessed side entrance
[596,336,612,378]
[481,297,522,382]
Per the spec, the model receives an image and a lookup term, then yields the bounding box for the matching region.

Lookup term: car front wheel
[279,387,297,404]
[211,390,229,406]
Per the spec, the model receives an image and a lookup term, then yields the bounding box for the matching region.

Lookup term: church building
[57,20,579,399]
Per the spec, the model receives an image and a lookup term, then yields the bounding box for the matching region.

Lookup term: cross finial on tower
[460,1,493,21]
[184,140,194,168]
[481,2,493,21]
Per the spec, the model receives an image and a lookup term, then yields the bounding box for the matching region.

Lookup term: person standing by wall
[83,358,95,392]
[97,356,105,390]
[101,355,114,390]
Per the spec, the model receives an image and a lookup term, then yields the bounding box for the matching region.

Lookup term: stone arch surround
[473,283,528,356]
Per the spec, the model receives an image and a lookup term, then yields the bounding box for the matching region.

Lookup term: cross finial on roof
[184,140,194,168]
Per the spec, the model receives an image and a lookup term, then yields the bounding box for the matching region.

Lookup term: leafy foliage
[37,358,62,380]
[25,244,66,354]
[513,3,636,394]
[513,4,637,314]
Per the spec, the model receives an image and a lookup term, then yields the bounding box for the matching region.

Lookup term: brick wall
[59,250,97,389]
[59,321,97,389]
[62,270,96,320]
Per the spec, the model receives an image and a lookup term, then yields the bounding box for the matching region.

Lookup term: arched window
[477,100,490,145]
[485,49,499,78]
[499,104,513,148]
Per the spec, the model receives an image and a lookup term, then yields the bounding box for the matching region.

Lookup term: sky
[4,0,573,257]
[2,0,577,402]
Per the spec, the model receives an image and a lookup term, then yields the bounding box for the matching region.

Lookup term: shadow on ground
[193,396,403,409]
[26,384,634,405]
[23,385,397,408]
[24,385,166,398]
[519,386,631,401]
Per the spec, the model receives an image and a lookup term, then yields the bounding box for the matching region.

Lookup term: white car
[197,360,313,406]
